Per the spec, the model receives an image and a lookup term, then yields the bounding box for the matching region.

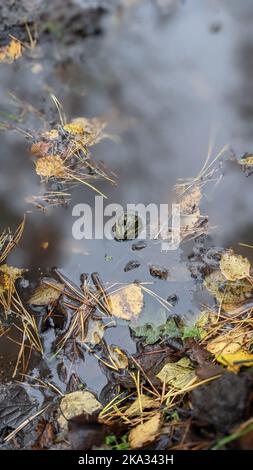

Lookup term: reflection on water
[1,0,253,391]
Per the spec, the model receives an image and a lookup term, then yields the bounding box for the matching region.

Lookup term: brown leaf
[108,284,143,320]
[128,413,162,449]
[29,282,64,305]
[0,39,22,64]
[35,155,65,178]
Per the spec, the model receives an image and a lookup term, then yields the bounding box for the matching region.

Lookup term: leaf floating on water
[29,282,65,305]
[0,39,22,64]
[108,284,143,321]
[156,357,196,390]
[35,155,66,178]
[108,345,128,369]
[220,250,250,281]
[130,317,181,345]
[125,395,160,417]
[64,117,106,146]
[84,319,105,345]
[128,413,162,449]
[58,391,102,432]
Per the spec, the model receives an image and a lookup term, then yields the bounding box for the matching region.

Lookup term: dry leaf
[29,282,64,305]
[0,39,22,64]
[41,129,59,140]
[220,250,250,281]
[35,155,65,178]
[108,345,128,369]
[207,332,245,356]
[58,391,102,432]
[108,284,143,320]
[125,395,160,417]
[156,357,196,390]
[128,413,161,449]
[31,141,51,157]
[64,118,106,146]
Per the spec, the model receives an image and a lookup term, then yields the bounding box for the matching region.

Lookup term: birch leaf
[125,395,160,417]
[108,345,128,369]
[108,284,143,320]
[156,357,196,390]
[58,391,102,432]
[216,350,253,372]
[29,282,64,305]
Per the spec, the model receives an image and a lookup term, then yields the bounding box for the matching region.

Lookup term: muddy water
[1,0,253,395]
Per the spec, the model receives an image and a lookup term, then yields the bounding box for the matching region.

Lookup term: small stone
[149,265,169,280]
[124,260,141,272]
[132,241,147,251]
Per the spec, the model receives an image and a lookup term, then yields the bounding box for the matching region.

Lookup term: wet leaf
[220,250,250,281]
[108,284,143,320]
[130,317,181,345]
[125,395,160,417]
[29,282,65,305]
[31,141,51,157]
[58,391,102,432]
[207,332,245,356]
[41,129,59,140]
[0,383,36,430]
[84,319,104,345]
[204,270,253,310]
[216,350,253,372]
[128,412,162,449]
[182,325,202,340]
[156,357,196,389]
[64,117,106,146]
[239,154,253,167]
[108,345,128,369]
[0,39,22,64]
[35,155,65,178]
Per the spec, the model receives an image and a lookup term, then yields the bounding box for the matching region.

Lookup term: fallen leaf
[64,118,106,146]
[29,282,64,305]
[108,345,128,369]
[84,319,104,345]
[0,264,24,291]
[156,357,196,389]
[130,317,181,345]
[108,284,143,320]
[125,395,160,417]
[207,332,245,356]
[0,39,22,64]
[35,155,65,178]
[128,413,161,449]
[41,129,59,140]
[58,391,102,432]
[216,350,253,372]
[220,250,250,281]
[31,141,51,157]
[239,154,253,167]
[204,270,253,310]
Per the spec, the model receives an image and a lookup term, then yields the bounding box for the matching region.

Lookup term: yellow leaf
[0,264,24,290]
[216,350,253,372]
[207,332,245,356]
[29,282,64,305]
[0,39,22,64]
[35,155,65,178]
[108,284,143,320]
[58,391,102,432]
[41,129,59,140]
[125,395,160,417]
[64,117,106,146]
[128,413,162,449]
[220,250,250,281]
[108,345,128,369]
[156,357,196,390]
[204,270,253,310]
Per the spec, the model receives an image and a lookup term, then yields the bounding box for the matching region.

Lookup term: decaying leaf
[156,357,196,390]
[125,395,160,417]
[29,282,65,305]
[204,270,253,310]
[128,413,162,449]
[63,117,106,146]
[35,155,65,178]
[84,319,104,345]
[0,39,22,64]
[238,153,253,167]
[108,345,128,369]
[58,391,102,432]
[216,350,253,372]
[31,141,51,157]
[220,250,250,281]
[177,184,208,239]
[108,284,143,321]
